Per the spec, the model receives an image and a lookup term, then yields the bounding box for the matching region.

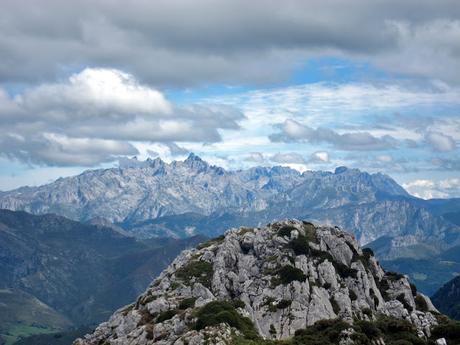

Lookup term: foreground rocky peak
[75,220,439,345]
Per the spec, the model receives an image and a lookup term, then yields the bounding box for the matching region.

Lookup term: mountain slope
[74,220,441,345]
[0,209,204,330]
[0,289,71,345]
[432,275,460,320]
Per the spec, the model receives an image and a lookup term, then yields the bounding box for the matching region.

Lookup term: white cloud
[425,131,456,152]
[403,178,460,199]
[270,119,398,151]
[271,152,306,164]
[376,155,393,163]
[310,151,330,163]
[0,68,243,166]
[244,152,266,164]
[1,1,460,86]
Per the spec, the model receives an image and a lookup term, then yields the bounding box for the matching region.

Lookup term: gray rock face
[1,155,458,260]
[74,220,438,345]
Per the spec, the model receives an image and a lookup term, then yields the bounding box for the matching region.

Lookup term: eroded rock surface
[74,220,438,344]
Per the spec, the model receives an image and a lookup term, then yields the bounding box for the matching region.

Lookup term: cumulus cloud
[0,0,460,86]
[244,152,266,164]
[309,151,330,163]
[425,131,456,152]
[403,178,460,199]
[0,68,244,166]
[271,152,307,164]
[270,119,398,151]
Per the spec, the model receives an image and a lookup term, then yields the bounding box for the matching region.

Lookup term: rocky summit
[74,220,441,345]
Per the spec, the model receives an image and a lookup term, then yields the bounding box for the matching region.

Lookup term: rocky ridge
[1,154,458,260]
[75,220,440,345]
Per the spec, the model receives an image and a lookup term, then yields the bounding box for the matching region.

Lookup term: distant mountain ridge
[0,154,459,260]
[432,275,460,320]
[0,209,204,344]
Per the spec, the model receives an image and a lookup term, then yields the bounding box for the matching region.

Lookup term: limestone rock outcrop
[74,220,439,345]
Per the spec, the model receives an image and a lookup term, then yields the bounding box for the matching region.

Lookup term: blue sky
[0,0,459,198]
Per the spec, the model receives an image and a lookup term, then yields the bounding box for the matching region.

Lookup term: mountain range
[1,154,459,263]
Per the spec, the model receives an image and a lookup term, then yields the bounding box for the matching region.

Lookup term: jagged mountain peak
[0,156,451,260]
[75,220,439,345]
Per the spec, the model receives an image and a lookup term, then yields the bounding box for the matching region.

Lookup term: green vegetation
[195,301,259,339]
[415,295,428,312]
[302,222,318,244]
[385,271,405,281]
[196,235,225,250]
[276,300,292,309]
[263,297,277,312]
[0,290,71,345]
[276,265,307,285]
[362,247,374,260]
[175,260,213,288]
[292,319,350,345]
[232,299,246,309]
[178,297,197,310]
[278,225,296,237]
[223,309,460,345]
[286,224,318,256]
[1,325,57,345]
[431,315,460,344]
[289,235,310,256]
[156,309,178,323]
[13,326,93,345]
[372,316,425,345]
[333,261,358,279]
[310,247,334,263]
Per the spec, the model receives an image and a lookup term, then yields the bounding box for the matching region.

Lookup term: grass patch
[196,235,225,250]
[302,222,318,243]
[1,325,56,345]
[179,297,197,310]
[195,301,259,340]
[431,315,460,344]
[175,260,213,288]
[414,295,428,312]
[292,319,350,345]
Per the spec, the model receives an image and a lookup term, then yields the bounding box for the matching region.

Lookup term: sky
[0,0,459,199]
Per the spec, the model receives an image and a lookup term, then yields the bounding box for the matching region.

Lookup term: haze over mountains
[1,154,459,262]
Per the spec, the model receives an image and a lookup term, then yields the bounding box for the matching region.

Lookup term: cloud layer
[0,68,243,165]
[270,119,399,151]
[1,0,460,86]
[402,178,460,199]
